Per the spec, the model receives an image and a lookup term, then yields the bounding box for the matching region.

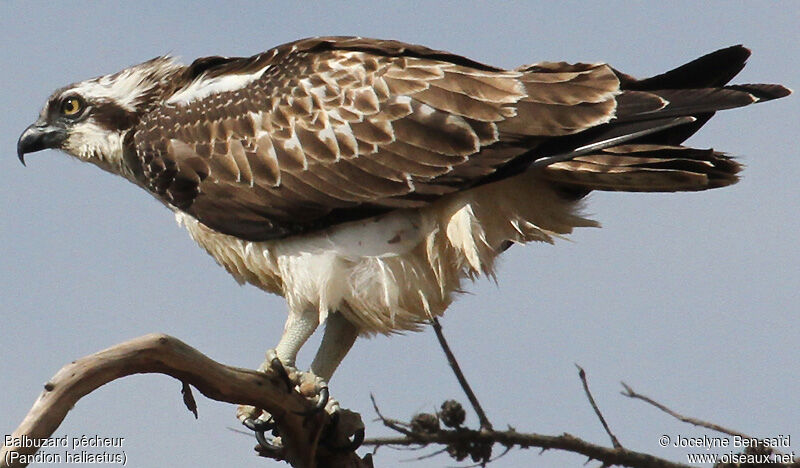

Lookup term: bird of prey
[17,37,789,428]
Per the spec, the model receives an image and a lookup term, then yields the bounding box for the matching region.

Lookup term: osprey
[17,37,789,426]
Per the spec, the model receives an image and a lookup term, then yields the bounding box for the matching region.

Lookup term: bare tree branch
[620,382,752,440]
[0,334,369,468]
[365,393,798,468]
[430,318,493,431]
[3,333,792,468]
[363,424,692,468]
[620,381,800,466]
[577,365,622,449]
[363,373,798,467]
[370,394,416,438]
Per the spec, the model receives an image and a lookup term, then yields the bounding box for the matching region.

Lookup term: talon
[254,431,277,453]
[293,386,329,416]
[321,411,365,452]
[315,386,330,411]
[243,417,281,454]
[243,416,274,432]
[270,357,292,390]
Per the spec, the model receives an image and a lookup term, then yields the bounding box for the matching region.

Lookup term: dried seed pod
[410,412,440,434]
[439,399,466,428]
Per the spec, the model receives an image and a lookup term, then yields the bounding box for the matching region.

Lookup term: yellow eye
[60,96,84,117]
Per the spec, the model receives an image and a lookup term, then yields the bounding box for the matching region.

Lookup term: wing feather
[135,36,620,240]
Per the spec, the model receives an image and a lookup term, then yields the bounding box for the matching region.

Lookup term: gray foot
[238,350,335,452]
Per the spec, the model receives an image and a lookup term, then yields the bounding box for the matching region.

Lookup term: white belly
[175,171,597,335]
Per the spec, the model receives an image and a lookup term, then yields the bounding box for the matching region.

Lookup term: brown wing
[134,37,620,241]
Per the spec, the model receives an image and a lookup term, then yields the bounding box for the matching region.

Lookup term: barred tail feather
[533,45,790,194]
[540,144,740,192]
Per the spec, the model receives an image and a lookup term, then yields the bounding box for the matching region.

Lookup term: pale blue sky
[2,2,797,467]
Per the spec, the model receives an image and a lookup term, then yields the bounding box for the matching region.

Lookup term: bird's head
[17,56,182,177]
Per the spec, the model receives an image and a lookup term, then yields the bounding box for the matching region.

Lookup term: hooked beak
[17,121,67,166]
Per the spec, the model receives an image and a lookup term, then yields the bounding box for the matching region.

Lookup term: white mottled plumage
[167,65,272,105]
[176,170,597,335]
[61,120,127,170]
[71,57,182,112]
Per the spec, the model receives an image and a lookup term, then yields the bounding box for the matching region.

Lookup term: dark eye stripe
[91,101,139,132]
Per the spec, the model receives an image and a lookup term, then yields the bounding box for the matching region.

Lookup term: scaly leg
[307,312,364,451]
[274,307,320,368]
[237,308,319,423]
[310,311,359,381]
[283,311,359,413]
[240,311,364,452]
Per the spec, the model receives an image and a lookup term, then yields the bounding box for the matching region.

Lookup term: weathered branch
[430,318,493,431]
[4,333,793,468]
[366,391,691,468]
[364,422,691,468]
[620,382,752,440]
[415,319,684,467]
[621,382,800,465]
[363,366,797,467]
[0,333,369,468]
[577,365,622,449]
[365,396,798,468]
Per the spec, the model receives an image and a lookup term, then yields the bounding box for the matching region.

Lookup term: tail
[537,45,790,192]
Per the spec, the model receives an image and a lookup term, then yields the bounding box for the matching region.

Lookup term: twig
[405,447,449,462]
[620,382,751,439]
[181,381,198,418]
[576,365,622,449]
[620,382,799,459]
[430,318,493,431]
[370,394,417,438]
